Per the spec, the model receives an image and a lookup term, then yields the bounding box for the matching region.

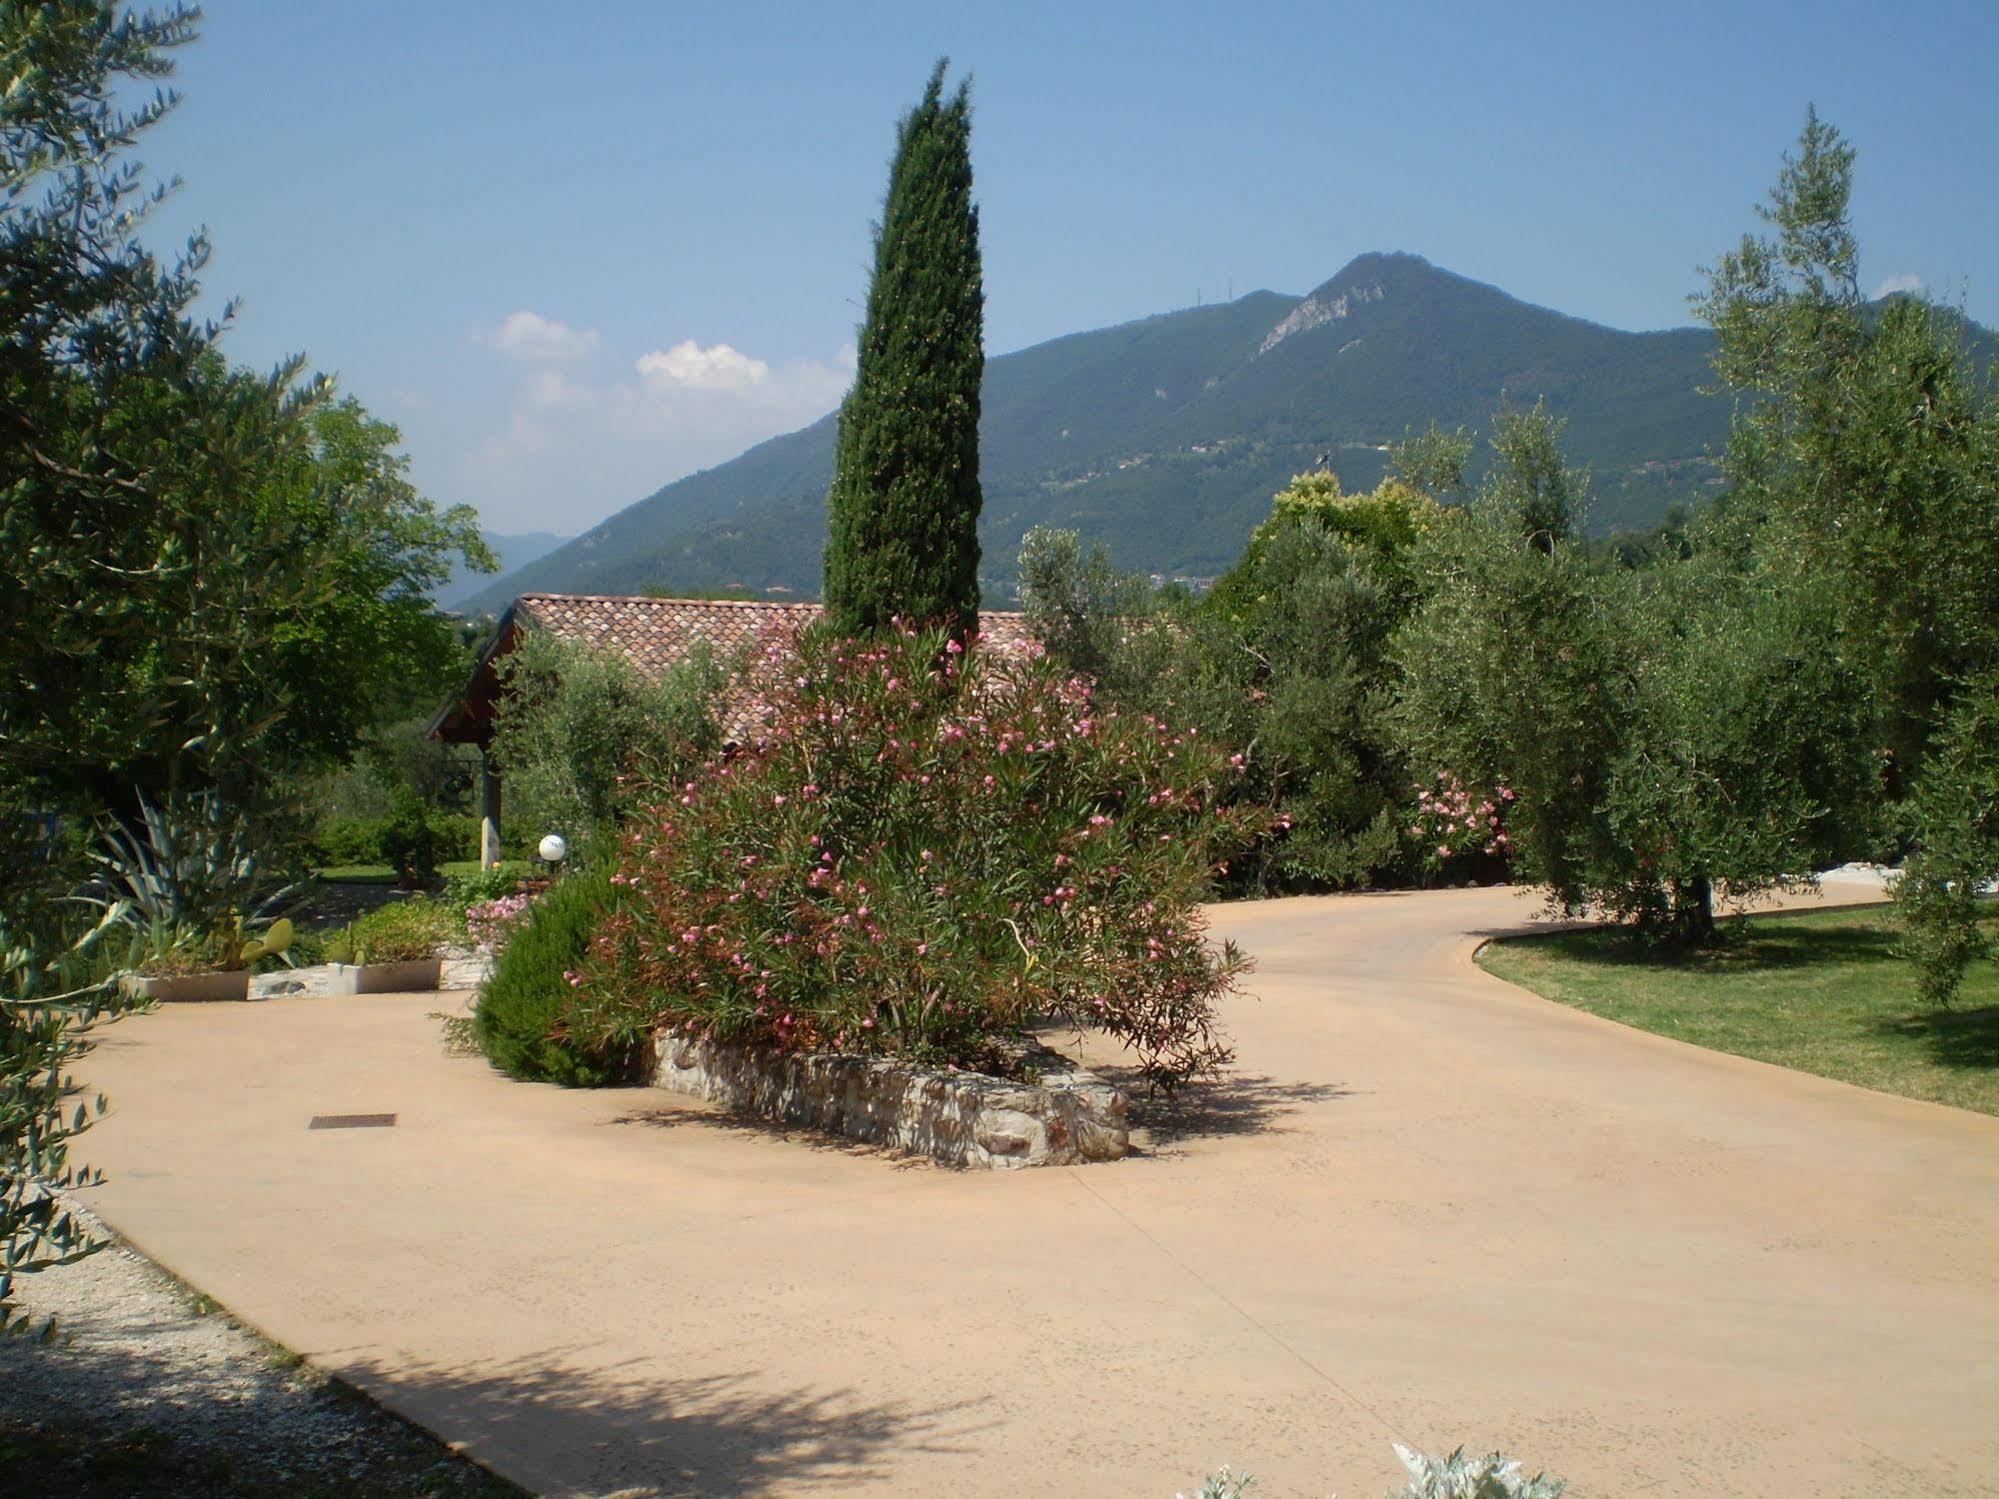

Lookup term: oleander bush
[566,622,1257,1090]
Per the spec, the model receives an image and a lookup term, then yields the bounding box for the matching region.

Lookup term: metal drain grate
[308,1113,397,1130]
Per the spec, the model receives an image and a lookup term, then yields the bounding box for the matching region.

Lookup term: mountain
[457,252,1875,612]
[439,531,571,611]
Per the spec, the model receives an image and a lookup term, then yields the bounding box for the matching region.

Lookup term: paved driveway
[75,879,1999,1496]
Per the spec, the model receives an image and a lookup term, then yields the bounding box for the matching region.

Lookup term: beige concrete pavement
[73,878,1999,1497]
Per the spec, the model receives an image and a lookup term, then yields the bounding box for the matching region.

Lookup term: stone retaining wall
[649,1032,1130,1169]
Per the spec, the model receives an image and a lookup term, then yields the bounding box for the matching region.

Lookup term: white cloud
[485,310,600,362]
[1872,273,1925,300]
[636,339,769,391]
[462,331,853,532]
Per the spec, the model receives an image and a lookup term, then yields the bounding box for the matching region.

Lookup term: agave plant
[83,791,302,968]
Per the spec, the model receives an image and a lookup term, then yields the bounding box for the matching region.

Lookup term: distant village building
[430,594,1028,867]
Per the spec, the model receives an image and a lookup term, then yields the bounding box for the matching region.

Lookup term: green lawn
[313,861,496,885]
[1477,903,1999,1116]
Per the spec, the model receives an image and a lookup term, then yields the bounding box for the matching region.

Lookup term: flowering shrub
[567,621,1257,1089]
[1408,771,1514,885]
[464,888,537,952]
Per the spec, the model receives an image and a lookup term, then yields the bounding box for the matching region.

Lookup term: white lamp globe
[538,833,568,864]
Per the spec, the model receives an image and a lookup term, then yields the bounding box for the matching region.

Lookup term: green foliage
[327,898,459,966]
[1395,427,1861,942]
[1693,107,1999,796]
[474,868,623,1086]
[1026,468,1447,895]
[306,817,385,868]
[822,61,984,635]
[0,4,490,827]
[1895,676,1999,1006]
[1,905,132,1336]
[1016,526,1162,690]
[487,631,720,857]
[1388,1444,1566,1498]
[1483,400,1588,552]
[1178,470,1442,892]
[379,788,439,885]
[571,624,1255,1090]
[307,812,479,870]
[444,863,532,912]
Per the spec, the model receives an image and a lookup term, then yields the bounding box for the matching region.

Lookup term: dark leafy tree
[1,6,490,829]
[823,61,983,637]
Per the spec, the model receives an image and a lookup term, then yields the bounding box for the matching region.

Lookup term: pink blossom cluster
[1410,770,1516,868]
[464,888,537,952]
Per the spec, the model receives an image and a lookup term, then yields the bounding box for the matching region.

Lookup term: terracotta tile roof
[432,593,1032,745]
[514,593,1029,680]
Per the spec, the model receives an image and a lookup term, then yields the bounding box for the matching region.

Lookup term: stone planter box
[649,1032,1130,1170]
[349,957,443,994]
[130,953,493,1004]
[122,969,252,1003]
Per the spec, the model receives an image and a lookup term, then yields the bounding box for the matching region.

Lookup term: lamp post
[538,833,568,868]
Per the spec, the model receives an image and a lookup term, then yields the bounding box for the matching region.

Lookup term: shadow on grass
[345,1351,990,1499]
[1875,1006,1999,1072]
[1481,915,1903,973]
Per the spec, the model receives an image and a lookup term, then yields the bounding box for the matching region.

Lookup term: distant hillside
[440,531,570,611]
[460,254,1990,613]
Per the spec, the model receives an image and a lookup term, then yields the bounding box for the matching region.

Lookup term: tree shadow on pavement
[606,1103,936,1169]
[1094,1069,1351,1149]
[345,1351,991,1499]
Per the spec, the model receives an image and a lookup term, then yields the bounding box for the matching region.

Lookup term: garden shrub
[488,632,721,858]
[567,622,1257,1090]
[326,897,459,965]
[379,788,438,884]
[307,815,384,867]
[1022,464,1446,898]
[307,812,479,870]
[473,866,624,1085]
[1895,673,1999,1006]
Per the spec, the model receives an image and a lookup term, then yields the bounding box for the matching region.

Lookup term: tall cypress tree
[823,61,983,636]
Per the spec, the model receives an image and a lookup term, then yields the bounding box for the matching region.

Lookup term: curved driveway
[76,878,1999,1496]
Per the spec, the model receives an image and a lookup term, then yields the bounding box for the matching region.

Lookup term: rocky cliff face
[1257,278,1385,356]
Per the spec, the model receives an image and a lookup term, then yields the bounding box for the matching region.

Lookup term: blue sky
[143,1,1999,535]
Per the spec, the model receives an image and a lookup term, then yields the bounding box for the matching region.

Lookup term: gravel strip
[0,1213,522,1498]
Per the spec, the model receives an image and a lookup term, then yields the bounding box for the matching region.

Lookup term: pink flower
[1437,845,1453,858]
[945,638,963,654]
